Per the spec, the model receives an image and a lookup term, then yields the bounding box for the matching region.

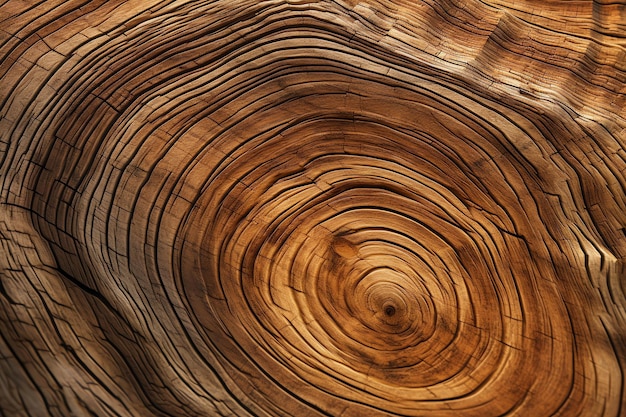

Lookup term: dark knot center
[384,305,396,317]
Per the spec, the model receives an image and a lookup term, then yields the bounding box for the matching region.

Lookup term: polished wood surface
[1,1,625,415]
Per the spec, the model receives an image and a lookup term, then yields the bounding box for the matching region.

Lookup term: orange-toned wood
[1,1,624,415]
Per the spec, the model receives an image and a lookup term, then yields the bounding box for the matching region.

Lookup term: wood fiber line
[1,0,625,416]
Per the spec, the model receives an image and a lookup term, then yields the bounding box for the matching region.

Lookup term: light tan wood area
[1,1,625,416]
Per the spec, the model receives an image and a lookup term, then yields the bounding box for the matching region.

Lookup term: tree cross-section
[0,1,625,416]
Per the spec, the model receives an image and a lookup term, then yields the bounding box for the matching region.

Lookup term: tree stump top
[1,1,625,416]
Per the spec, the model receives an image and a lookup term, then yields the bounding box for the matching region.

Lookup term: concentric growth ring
[175,82,582,414]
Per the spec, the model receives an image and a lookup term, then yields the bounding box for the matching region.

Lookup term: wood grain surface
[1,1,625,416]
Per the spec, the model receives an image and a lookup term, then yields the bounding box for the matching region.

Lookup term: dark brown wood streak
[1,1,625,416]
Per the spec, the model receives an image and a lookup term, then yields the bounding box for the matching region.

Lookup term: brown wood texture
[1,1,625,416]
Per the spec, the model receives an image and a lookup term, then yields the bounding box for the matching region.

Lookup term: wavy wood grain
[1,1,625,416]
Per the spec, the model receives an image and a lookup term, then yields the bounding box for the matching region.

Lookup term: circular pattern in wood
[174,79,587,415]
[0,1,625,416]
